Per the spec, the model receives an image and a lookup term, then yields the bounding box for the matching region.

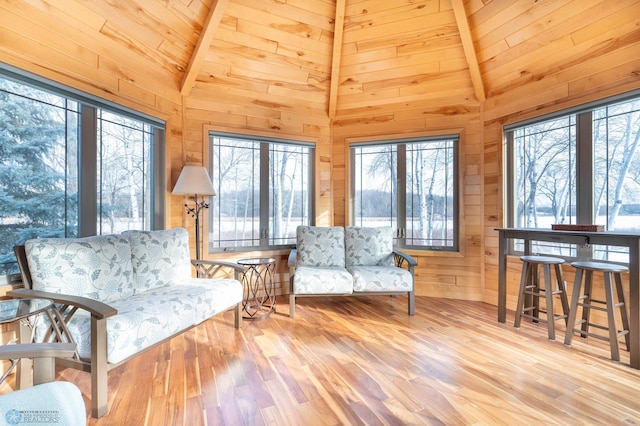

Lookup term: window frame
[0,63,165,281]
[504,89,640,261]
[349,134,460,252]
[208,131,315,253]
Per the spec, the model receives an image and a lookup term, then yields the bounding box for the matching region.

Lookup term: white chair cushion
[348,265,413,292]
[296,226,345,267]
[345,226,394,267]
[125,228,192,292]
[293,266,353,294]
[25,234,135,304]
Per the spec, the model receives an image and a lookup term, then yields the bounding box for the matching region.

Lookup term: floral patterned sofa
[10,227,244,418]
[288,226,417,317]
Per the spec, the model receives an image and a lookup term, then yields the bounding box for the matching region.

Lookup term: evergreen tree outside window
[0,70,163,277]
[0,79,78,275]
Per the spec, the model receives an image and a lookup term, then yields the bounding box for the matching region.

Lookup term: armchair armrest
[0,342,77,386]
[288,249,298,268]
[191,259,247,281]
[0,343,76,361]
[7,288,117,319]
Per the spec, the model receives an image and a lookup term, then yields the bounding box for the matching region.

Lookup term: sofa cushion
[296,226,345,267]
[25,234,135,304]
[35,278,242,364]
[345,226,394,267]
[125,228,192,292]
[348,265,413,292]
[293,266,353,294]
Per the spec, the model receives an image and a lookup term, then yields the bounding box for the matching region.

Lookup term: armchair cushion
[296,226,346,267]
[348,266,413,292]
[24,235,135,303]
[345,226,394,266]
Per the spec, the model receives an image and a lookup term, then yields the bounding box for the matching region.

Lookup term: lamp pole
[183,194,210,260]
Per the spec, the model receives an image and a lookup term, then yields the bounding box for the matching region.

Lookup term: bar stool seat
[564,261,630,362]
[514,255,570,341]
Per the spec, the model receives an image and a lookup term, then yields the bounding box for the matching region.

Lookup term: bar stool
[564,261,630,361]
[514,255,570,341]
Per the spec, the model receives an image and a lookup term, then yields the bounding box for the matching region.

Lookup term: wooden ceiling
[3,0,638,121]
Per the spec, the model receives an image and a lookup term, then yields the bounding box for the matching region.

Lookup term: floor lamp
[172,165,216,260]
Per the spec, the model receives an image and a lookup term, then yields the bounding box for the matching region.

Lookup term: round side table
[237,258,276,320]
[0,298,53,338]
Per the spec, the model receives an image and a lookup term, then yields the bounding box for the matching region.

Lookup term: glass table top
[0,298,53,324]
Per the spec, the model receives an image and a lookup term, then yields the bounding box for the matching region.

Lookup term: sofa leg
[234,302,242,328]
[408,291,415,316]
[289,294,296,318]
[91,317,108,418]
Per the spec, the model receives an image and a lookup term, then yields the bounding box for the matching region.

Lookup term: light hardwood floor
[7,296,640,425]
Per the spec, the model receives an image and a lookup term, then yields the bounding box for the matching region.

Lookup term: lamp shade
[172,165,216,196]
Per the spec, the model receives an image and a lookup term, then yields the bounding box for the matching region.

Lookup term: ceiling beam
[180,0,229,97]
[451,0,485,102]
[328,0,347,119]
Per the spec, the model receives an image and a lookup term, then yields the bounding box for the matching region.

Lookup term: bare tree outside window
[407,140,455,247]
[210,134,312,251]
[211,137,260,248]
[97,111,152,234]
[352,137,458,251]
[269,144,309,245]
[513,117,576,229]
[353,145,398,230]
[508,95,640,261]
[594,101,640,232]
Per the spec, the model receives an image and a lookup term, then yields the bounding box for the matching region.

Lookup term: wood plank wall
[331,110,485,300]
[480,52,640,311]
[1,0,640,307]
[176,81,333,296]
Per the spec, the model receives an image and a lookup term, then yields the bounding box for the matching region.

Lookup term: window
[209,133,314,251]
[97,111,153,234]
[506,93,640,261]
[0,67,164,277]
[351,136,459,251]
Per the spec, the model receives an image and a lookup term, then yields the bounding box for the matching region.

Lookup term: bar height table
[496,227,640,369]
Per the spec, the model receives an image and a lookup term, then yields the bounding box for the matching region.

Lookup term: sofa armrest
[7,288,118,320]
[393,249,417,269]
[191,259,247,281]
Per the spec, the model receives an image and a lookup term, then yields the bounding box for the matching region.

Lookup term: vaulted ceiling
[3,0,638,121]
